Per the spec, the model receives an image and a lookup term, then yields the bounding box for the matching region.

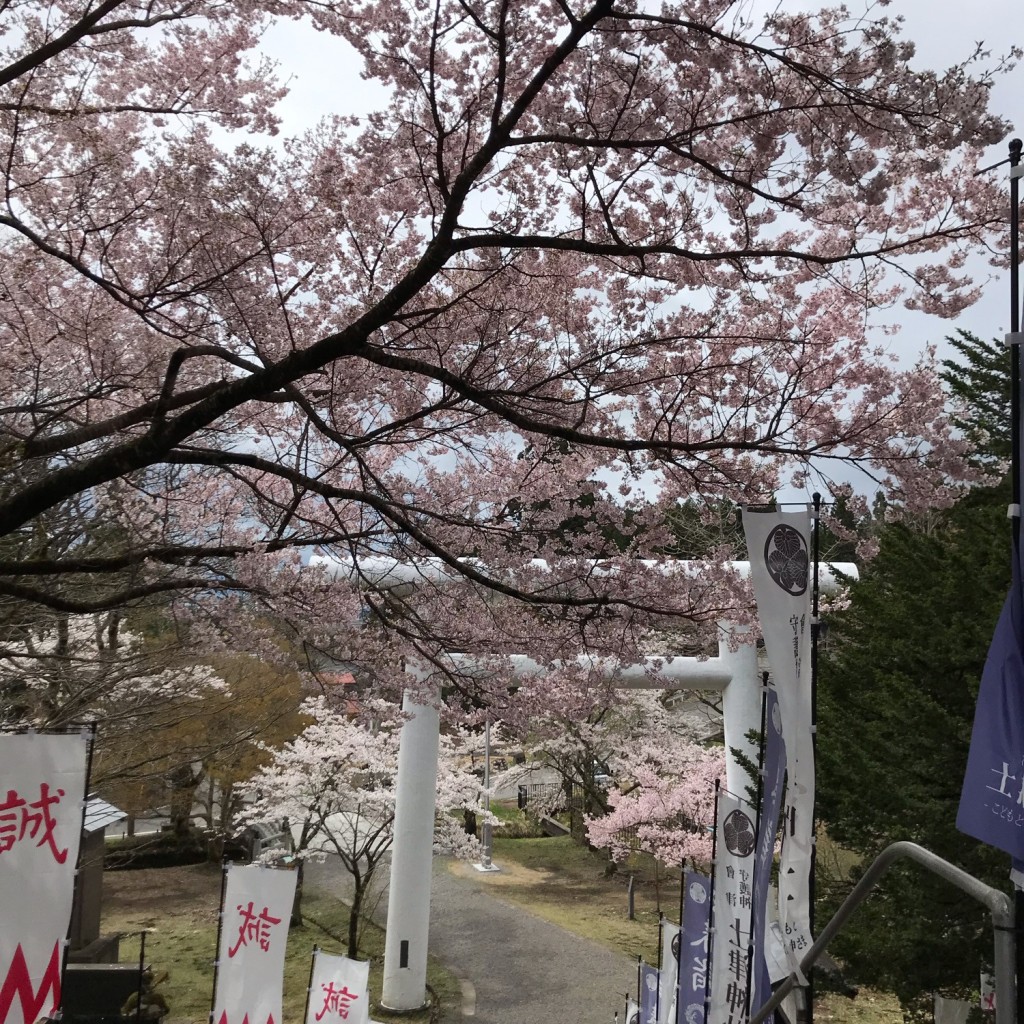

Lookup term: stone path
[306,853,636,1024]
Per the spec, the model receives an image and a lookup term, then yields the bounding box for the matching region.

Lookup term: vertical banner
[639,962,660,1024]
[742,509,814,962]
[213,864,297,1024]
[305,950,370,1024]
[957,526,1024,858]
[708,791,755,1024]
[749,688,786,1021]
[627,997,642,1024]
[658,919,681,1024]
[677,870,710,1024]
[0,731,88,1024]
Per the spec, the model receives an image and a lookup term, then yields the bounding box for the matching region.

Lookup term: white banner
[981,973,996,1014]
[0,731,88,1024]
[708,790,755,1024]
[304,950,370,1024]
[742,509,815,962]
[213,864,297,1024]
[658,918,681,1024]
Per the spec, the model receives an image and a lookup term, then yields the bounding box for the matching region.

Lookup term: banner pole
[303,946,318,1024]
[745,677,770,1018]
[58,723,97,1022]
[1007,133,1024,1024]
[675,860,686,1024]
[637,954,643,1013]
[210,860,230,1024]
[704,781,722,1024]
[679,860,686,928]
[807,493,821,1024]
[656,913,664,1024]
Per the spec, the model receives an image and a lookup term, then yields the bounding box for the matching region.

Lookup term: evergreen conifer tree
[817,332,1011,1015]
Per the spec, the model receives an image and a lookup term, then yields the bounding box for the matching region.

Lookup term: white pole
[718,623,762,797]
[381,680,439,1012]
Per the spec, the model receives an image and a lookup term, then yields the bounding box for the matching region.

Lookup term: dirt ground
[103,863,223,923]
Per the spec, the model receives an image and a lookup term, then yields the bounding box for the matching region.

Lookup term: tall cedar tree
[817,332,1011,1015]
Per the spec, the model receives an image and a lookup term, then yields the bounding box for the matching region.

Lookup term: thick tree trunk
[166,763,203,839]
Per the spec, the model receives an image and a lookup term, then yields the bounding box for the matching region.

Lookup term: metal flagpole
[637,955,643,1021]
[1008,135,1024,1024]
[656,913,664,1024]
[676,861,686,1024]
[745,676,770,1018]
[807,493,821,1024]
[303,946,319,1024]
[210,860,230,1024]
[704,780,722,1024]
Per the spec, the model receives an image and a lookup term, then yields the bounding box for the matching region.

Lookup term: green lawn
[101,865,460,1024]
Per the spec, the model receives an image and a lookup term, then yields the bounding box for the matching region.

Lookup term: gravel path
[305,853,636,1024]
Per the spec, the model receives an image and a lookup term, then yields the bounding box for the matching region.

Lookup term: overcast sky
[881,1,1022,353]
[260,1,1023,362]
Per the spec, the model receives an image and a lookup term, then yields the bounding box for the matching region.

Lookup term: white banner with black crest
[658,918,681,1024]
[742,509,814,963]
[708,790,755,1024]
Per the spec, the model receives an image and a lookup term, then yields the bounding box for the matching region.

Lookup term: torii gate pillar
[380,678,439,1012]
[719,623,762,796]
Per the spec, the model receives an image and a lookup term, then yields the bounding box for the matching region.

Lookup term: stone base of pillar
[472,861,501,872]
[378,1000,432,1016]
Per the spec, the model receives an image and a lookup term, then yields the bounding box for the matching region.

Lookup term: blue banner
[958,537,1024,859]
[677,870,710,1024]
[749,688,786,1022]
[640,963,660,1024]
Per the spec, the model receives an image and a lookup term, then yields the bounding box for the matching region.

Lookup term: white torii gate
[312,555,856,1011]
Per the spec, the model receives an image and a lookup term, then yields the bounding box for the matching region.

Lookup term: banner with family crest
[658,918,681,1024]
[213,863,297,1024]
[639,961,660,1024]
[676,869,710,1024]
[742,509,814,963]
[708,790,756,1024]
[0,731,89,1024]
[304,949,369,1024]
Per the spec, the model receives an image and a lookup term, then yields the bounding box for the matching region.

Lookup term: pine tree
[816,332,1011,1016]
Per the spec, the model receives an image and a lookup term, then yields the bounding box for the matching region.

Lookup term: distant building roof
[83,795,126,834]
[320,671,356,687]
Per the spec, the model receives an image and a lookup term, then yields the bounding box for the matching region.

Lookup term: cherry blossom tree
[237,696,493,952]
[587,733,724,868]
[0,0,1013,669]
[489,680,720,851]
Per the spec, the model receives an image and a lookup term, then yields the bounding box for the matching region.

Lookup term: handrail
[749,841,1016,1024]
